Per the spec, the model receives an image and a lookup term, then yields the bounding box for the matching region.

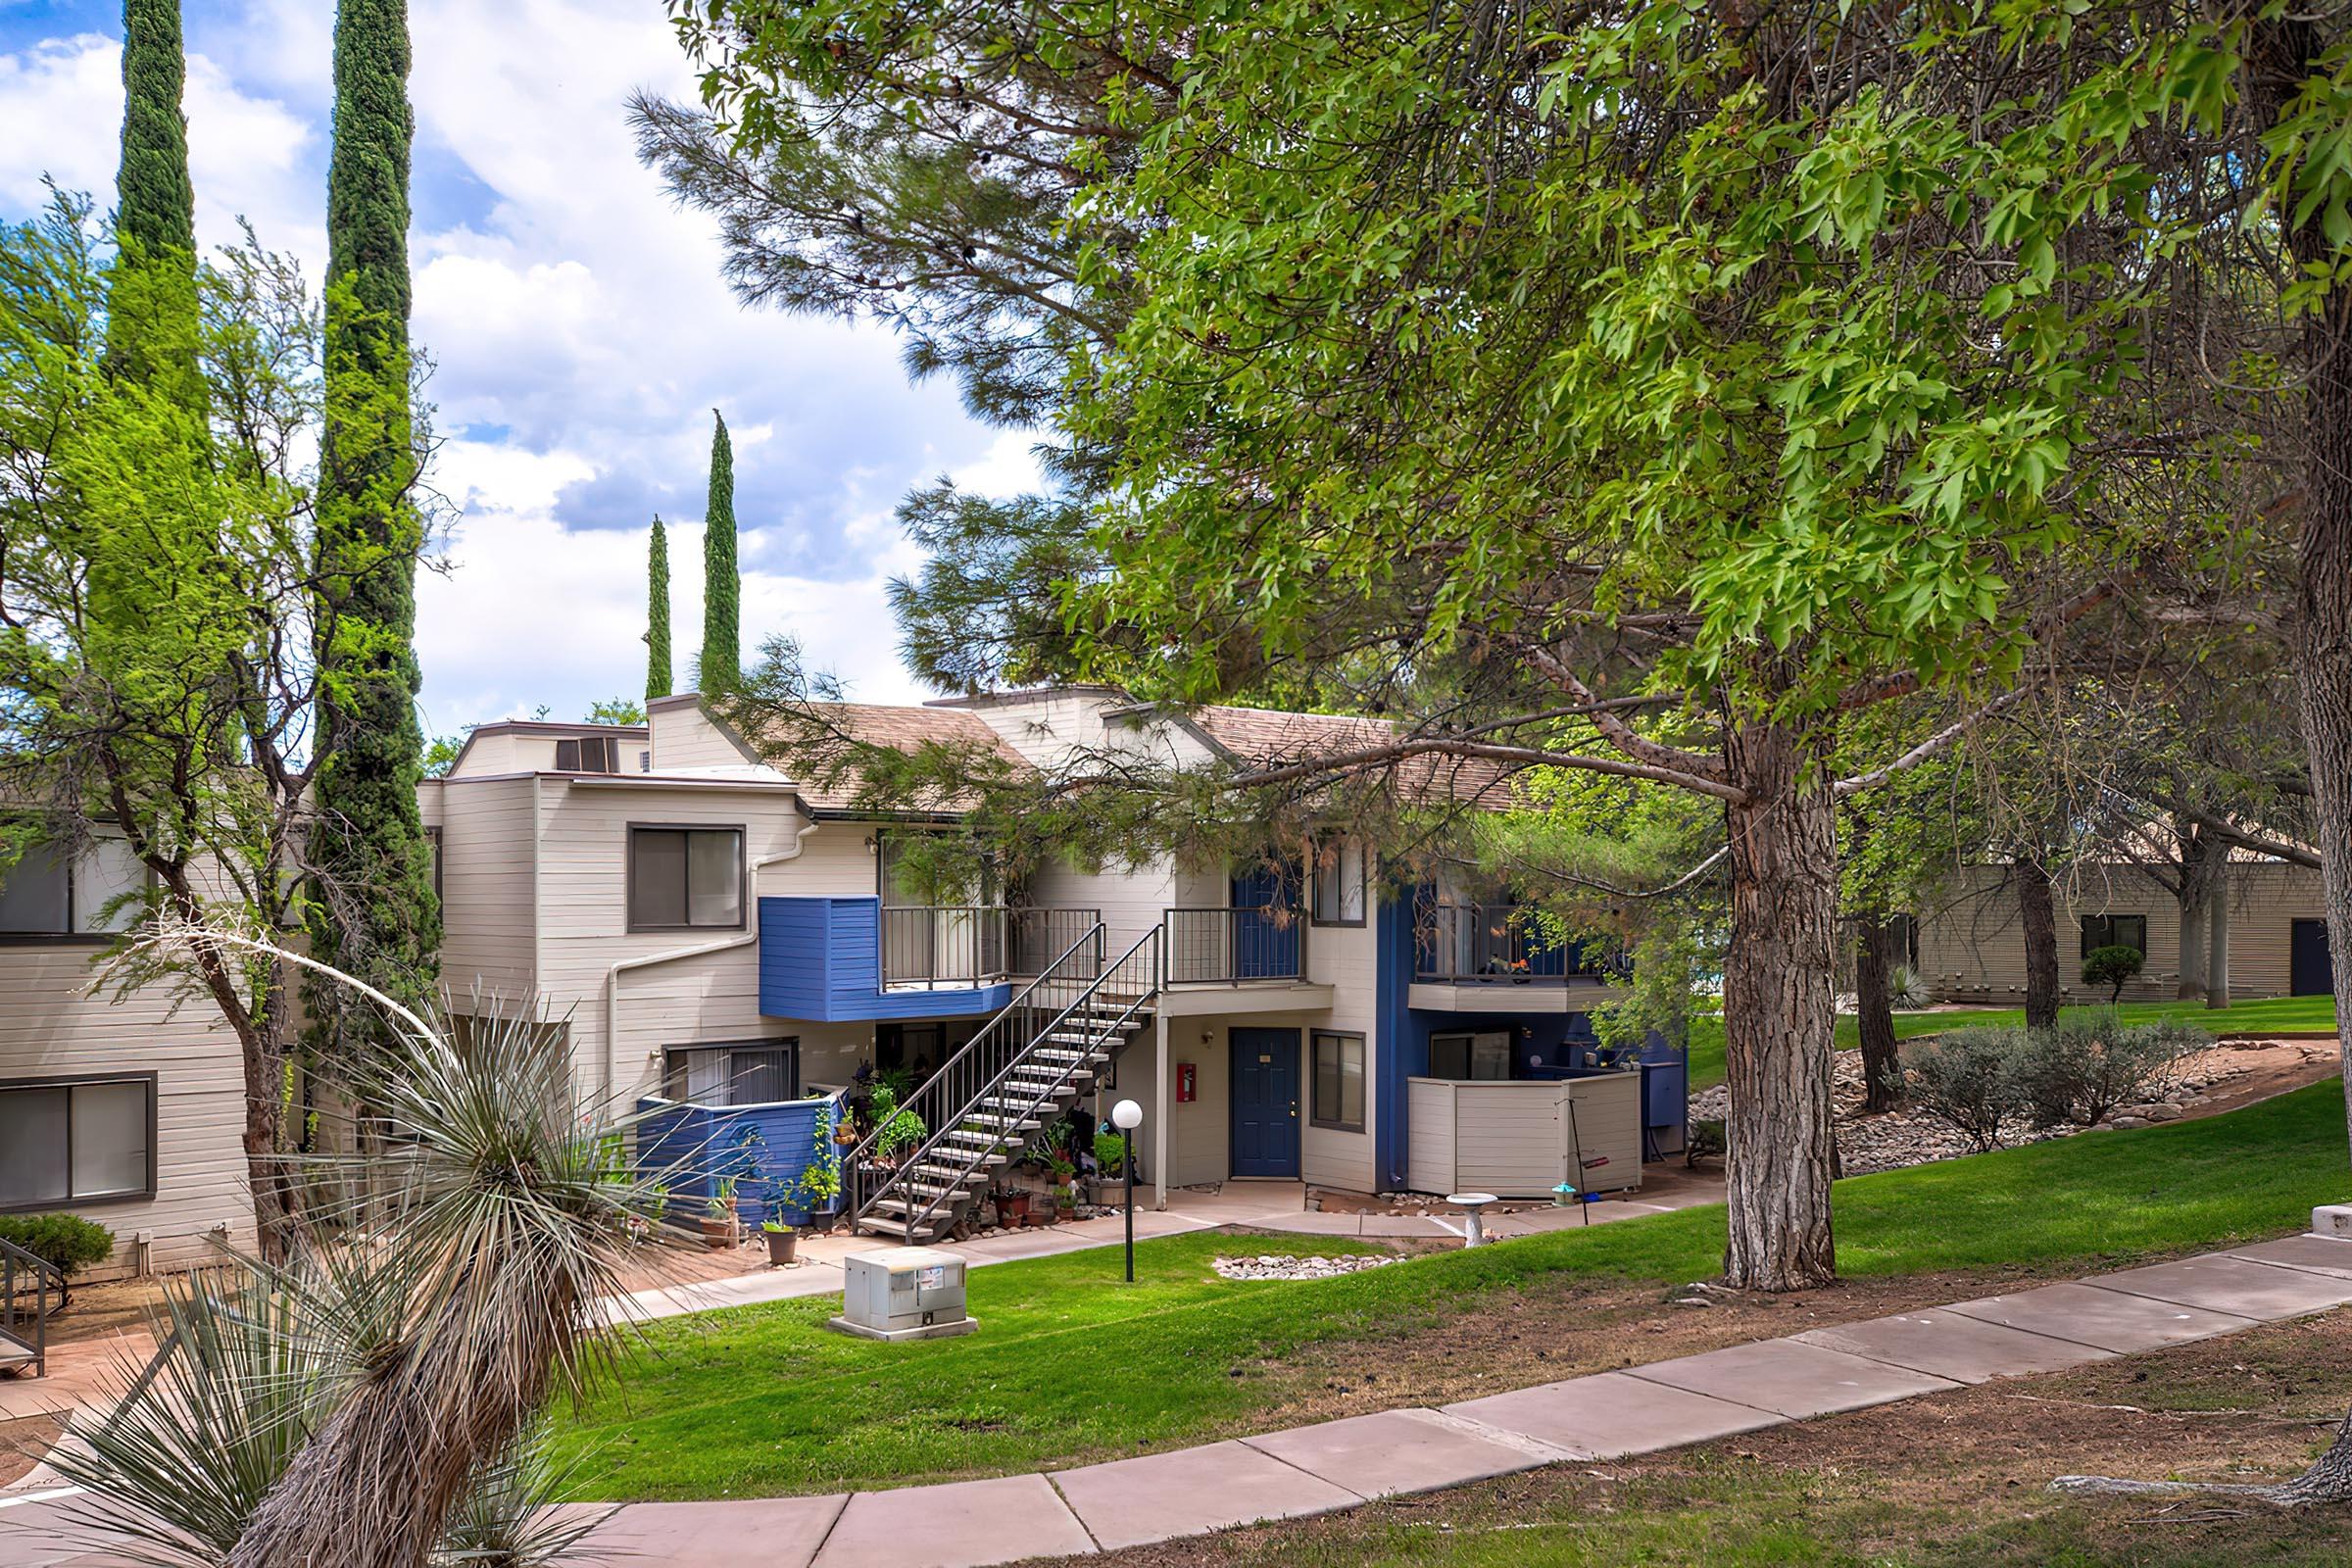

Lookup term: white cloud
[6,0,1030,735]
[0,30,316,260]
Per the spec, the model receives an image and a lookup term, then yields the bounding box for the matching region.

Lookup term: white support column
[1154,1010,1170,1211]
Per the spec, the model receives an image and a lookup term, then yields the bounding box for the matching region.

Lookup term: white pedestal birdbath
[1446,1192,1499,1249]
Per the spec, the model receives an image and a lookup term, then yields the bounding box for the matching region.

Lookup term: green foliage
[584,698,646,726]
[2015,1012,2208,1129]
[865,1083,926,1162]
[107,0,199,400]
[646,514,672,700]
[0,1212,115,1279]
[1895,1029,2031,1152]
[788,1110,843,1214]
[1093,1131,1127,1173]
[2082,944,2146,1003]
[420,734,464,777]
[311,0,436,1062]
[700,411,739,692]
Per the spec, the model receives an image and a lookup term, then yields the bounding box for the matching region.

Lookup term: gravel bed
[1213,1253,1403,1281]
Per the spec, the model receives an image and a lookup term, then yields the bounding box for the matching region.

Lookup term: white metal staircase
[845,923,1162,1243]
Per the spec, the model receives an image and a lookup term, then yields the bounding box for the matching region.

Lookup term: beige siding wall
[428,776,540,1002]
[0,948,257,1277]
[647,700,758,769]
[448,730,518,778]
[1403,1074,1642,1199]
[529,780,810,1103]
[1919,861,2326,1004]
[1300,853,1380,1194]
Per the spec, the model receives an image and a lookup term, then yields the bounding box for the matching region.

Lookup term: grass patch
[1686,994,2339,1093]
[553,1080,2348,1501]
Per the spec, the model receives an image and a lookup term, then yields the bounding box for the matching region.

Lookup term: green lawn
[1686,994,2340,1094]
[552,1079,2351,1501]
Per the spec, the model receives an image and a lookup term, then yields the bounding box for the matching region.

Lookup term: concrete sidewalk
[14,1219,2352,1568]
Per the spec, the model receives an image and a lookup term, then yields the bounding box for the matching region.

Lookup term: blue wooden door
[2293,918,2334,996]
[1229,1029,1301,1177]
[1231,865,1300,980]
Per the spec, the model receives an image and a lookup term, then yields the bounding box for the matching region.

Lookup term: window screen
[0,845,69,934]
[1310,837,1366,925]
[0,1077,152,1210]
[629,826,745,930]
[0,837,144,935]
[1312,1032,1365,1131]
[2081,913,2148,958]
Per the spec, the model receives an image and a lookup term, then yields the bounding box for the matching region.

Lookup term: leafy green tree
[700,412,739,691]
[585,698,646,726]
[310,0,439,1068]
[0,194,369,1257]
[646,514,671,700]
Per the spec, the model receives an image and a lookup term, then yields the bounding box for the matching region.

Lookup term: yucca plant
[50,921,650,1568]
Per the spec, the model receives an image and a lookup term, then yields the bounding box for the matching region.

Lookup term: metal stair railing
[0,1235,61,1380]
[897,926,1163,1239]
[844,921,1109,1230]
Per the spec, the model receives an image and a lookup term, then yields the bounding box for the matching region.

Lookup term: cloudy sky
[0,0,1035,733]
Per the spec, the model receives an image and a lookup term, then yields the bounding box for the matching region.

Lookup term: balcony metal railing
[1163,906,1306,984]
[878,906,1102,991]
[1415,902,1616,983]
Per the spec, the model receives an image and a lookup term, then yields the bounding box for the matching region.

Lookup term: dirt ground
[2182,1039,2340,1119]
[1049,1313,2352,1567]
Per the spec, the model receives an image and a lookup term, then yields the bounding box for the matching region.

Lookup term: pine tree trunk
[1720,717,1839,1292]
[2018,858,2061,1031]
[1855,916,1900,1113]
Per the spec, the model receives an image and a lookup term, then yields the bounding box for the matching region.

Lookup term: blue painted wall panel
[636,1094,844,1227]
[759,896,1014,1021]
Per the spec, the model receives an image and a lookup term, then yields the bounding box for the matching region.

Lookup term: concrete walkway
[10,1220,2352,1568]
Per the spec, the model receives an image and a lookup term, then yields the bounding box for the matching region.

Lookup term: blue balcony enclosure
[760,898,1105,1021]
[636,1091,843,1228]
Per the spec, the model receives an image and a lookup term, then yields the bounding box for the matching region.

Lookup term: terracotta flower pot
[699,1213,736,1250]
[764,1226,798,1266]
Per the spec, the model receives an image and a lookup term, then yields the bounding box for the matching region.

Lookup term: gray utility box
[827,1246,979,1343]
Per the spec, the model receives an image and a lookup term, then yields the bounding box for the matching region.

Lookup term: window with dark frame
[0,835,146,938]
[1310,1031,1365,1132]
[627,825,745,930]
[1309,836,1366,926]
[0,1074,156,1210]
[2081,912,2148,958]
[556,736,619,773]
[662,1041,800,1106]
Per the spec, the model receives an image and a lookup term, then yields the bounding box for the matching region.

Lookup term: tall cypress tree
[700,410,740,691]
[647,515,673,700]
[311,0,438,1054]
[107,0,200,398]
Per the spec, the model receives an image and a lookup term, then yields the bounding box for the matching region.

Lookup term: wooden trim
[624,821,749,934]
[0,1070,160,1212]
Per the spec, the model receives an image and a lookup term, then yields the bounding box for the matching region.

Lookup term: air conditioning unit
[828,1247,978,1343]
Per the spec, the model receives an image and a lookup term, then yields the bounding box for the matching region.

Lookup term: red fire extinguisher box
[1176,1062,1197,1102]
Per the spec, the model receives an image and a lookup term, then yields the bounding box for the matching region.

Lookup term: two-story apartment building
[422,689,1686,1237]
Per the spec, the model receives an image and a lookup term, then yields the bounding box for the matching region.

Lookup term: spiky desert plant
[58,922,644,1568]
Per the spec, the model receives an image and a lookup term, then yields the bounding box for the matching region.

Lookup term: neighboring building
[1914,854,2333,1005]
[1,835,258,1279]
[421,689,1687,1242]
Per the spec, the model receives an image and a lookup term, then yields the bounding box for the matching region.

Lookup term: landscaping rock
[1213,1253,1402,1282]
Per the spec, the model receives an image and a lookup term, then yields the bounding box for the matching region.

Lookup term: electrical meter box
[827,1247,979,1342]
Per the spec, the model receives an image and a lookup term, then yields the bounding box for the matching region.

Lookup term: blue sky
[0,0,1038,729]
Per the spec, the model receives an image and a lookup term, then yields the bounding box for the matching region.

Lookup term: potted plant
[996,1186,1032,1228]
[699,1191,736,1250]
[760,1218,798,1265]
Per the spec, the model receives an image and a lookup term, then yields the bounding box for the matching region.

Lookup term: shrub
[2081,944,2145,1004]
[2017,1011,2208,1128]
[1897,1029,2030,1151]
[1094,1131,1128,1174]
[1685,1118,1727,1167]
[1888,963,1934,1011]
[0,1212,116,1303]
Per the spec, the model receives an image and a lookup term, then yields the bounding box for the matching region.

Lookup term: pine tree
[107,0,200,398]
[647,515,672,700]
[700,410,740,692]
[310,0,439,1057]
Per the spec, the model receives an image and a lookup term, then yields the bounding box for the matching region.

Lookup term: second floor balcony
[1414,902,1620,986]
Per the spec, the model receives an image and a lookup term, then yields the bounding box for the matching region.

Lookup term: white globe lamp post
[1111,1099,1144,1281]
